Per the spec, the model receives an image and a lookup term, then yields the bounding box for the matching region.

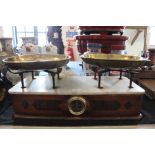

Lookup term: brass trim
[67,96,87,116]
[14,113,143,121]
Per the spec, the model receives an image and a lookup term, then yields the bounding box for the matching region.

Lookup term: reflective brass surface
[3,54,70,70]
[81,53,150,69]
[82,53,142,60]
[3,54,69,62]
[67,96,87,116]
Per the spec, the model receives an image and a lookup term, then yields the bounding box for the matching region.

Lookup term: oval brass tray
[81,53,150,69]
[3,54,70,70]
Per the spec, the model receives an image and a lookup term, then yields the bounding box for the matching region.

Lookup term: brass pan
[3,54,70,70]
[81,53,150,69]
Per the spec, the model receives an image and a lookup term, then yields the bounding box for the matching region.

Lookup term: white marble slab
[9,75,145,95]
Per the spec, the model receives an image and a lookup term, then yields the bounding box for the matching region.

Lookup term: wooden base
[9,76,145,125]
[13,114,142,126]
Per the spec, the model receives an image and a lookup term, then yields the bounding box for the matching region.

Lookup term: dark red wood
[12,94,143,118]
[79,26,125,34]
[79,26,125,30]
[148,48,155,65]
[76,35,128,54]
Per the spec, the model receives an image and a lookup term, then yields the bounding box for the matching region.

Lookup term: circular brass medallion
[67,96,87,116]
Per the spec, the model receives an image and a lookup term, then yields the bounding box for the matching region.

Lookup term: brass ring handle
[67,96,87,116]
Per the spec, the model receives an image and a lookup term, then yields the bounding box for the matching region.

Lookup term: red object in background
[148,48,155,65]
[66,40,75,61]
[76,26,128,54]
[79,26,125,30]
[79,26,125,35]
[25,46,32,52]
[66,46,74,61]
[76,35,128,54]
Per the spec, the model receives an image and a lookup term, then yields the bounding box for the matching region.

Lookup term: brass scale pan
[3,53,149,70]
[81,53,149,69]
[3,54,70,70]
[2,53,150,89]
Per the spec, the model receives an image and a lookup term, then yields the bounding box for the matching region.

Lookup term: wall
[0,26,12,37]
[148,26,155,48]
[0,26,4,37]
[123,29,145,56]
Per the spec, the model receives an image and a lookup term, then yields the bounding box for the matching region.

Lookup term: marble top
[9,75,145,95]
